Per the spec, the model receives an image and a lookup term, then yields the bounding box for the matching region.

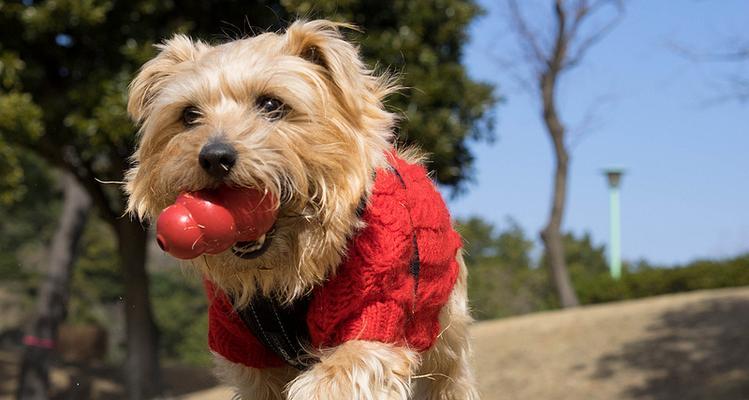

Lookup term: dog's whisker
[201,254,212,270]
[412,372,455,383]
[95,177,127,185]
[191,233,204,250]
[437,318,454,339]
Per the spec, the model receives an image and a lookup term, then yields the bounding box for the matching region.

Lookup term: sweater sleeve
[306,170,416,348]
[335,300,407,345]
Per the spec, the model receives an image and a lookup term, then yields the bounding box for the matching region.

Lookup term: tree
[500,0,624,307]
[562,232,608,279]
[0,154,59,283]
[458,217,500,265]
[457,217,549,319]
[0,2,285,398]
[16,172,91,400]
[282,0,497,190]
[540,231,610,305]
[1,1,494,397]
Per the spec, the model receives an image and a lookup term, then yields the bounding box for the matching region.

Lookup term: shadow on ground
[593,296,749,400]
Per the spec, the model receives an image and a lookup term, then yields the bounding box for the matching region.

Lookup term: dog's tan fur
[126,19,477,400]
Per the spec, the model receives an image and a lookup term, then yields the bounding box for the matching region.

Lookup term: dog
[125,19,478,400]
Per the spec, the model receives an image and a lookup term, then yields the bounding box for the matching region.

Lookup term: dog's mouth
[231,228,274,259]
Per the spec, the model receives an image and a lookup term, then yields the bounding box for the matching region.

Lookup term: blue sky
[448,0,749,265]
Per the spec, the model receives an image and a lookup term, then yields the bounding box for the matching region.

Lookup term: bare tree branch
[486,49,538,93]
[566,0,591,42]
[549,0,569,73]
[565,0,625,69]
[671,35,748,104]
[507,0,549,72]
[671,40,749,63]
[568,93,616,149]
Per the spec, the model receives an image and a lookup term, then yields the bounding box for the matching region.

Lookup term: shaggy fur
[126,19,477,399]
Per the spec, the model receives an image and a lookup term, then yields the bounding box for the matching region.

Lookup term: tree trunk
[114,218,161,400]
[16,172,92,400]
[539,71,579,308]
[540,158,579,308]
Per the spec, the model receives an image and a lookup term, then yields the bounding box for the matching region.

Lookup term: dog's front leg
[213,354,296,400]
[286,340,419,400]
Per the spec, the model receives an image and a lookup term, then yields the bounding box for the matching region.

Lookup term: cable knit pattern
[206,152,462,368]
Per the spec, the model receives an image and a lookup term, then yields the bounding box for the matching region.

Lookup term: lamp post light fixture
[604,168,624,280]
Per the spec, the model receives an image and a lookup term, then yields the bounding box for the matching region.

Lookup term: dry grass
[472,287,749,400]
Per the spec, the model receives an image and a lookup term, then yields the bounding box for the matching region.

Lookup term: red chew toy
[155,187,278,259]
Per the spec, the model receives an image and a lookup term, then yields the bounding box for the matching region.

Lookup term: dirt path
[5,287,749,399]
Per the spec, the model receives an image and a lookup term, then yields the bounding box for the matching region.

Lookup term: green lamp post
[604,169,624,280]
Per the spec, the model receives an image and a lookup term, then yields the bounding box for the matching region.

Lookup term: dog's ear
[285,20,375,114]
[128,35,207,123]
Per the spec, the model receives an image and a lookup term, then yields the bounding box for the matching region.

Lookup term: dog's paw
[286,340,418,400]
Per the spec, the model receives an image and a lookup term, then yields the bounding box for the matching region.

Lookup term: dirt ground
[472,286,749,400]
[4,287,749,399]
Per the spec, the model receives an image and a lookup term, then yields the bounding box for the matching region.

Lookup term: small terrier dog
[125,20,477,400]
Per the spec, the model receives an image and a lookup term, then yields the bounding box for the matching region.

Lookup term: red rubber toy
[156,187,278,259]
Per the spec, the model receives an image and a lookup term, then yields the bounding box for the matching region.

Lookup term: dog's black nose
[199,141,237,179]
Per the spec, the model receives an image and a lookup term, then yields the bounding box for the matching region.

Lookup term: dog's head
[125,20,397,303]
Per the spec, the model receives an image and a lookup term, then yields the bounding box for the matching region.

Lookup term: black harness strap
[236,163,422,369]
[236,294,313,370]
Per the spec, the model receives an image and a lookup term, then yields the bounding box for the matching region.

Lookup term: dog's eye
[182,106,201,127]
[256,96,288,121]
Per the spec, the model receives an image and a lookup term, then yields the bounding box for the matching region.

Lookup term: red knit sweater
[206,153,462,368]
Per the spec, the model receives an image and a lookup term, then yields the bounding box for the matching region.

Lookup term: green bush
[575,255,749,305]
